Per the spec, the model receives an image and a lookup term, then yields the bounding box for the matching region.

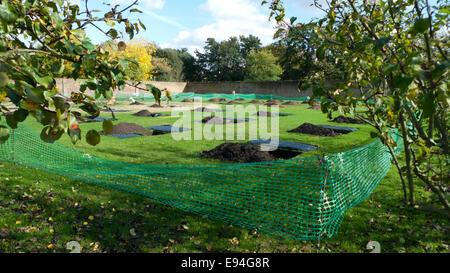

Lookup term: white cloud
[164,0,277,54]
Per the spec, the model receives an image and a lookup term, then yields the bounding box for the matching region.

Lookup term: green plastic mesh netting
[0,124,403,240]
[105,92,313,102]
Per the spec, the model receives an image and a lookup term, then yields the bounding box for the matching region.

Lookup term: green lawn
[0,102,448,253]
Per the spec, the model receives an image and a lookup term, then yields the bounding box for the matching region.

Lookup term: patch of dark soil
[249,100,265,104]
[208,98,227,102]
[269,149,302,160]
[308,104,322,110]
[133,110,152,117]
[267,99,282,103]
[201,116,230,124]
[234,98,245,101]
[288,123,340,137]
[149,104,163,108]
[254,111,277,117]
[282,101,300,106]
[133,110,164,117]
[100,122,154,136]
[302,100,320,105]
[130,101,144,105]
[265,102,285,108]
[332,115,366,124]
[194,107,221,112]
[181,99,193,102]
[199,143,279,163]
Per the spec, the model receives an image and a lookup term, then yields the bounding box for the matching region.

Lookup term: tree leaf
[5,114,18,129]
[0,72,9,87]
[0,125,10,144]
[393,73,414,91]
[413,18,430,34]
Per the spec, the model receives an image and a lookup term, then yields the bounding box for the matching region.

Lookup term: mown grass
[0,101,448,253]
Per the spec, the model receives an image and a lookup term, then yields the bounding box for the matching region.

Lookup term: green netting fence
[99,92,313,102]
[0,124,403,240]
[170,92,311,102]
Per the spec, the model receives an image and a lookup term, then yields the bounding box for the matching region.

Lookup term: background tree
[179,48,200,82]
[244,48,283,81]
[107,39,155,81]
[195,36,262,81]
[153,47,199,82]
[266,0,449,216]
[266,25,346,81]
[0,0,143,146]
[151,56,172,80]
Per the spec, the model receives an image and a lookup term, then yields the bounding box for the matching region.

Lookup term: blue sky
[75,0,326,54]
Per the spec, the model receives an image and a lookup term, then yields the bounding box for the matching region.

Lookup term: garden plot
[248,139,318,152]
[199,142,301,163]
[147,125,191,133]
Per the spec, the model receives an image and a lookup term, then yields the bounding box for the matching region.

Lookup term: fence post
[11,128,15,163]
[318,155,329,245]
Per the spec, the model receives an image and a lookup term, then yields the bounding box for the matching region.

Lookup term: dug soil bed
[254,111,277,117]
[194,107,222,112]
[249,100,265,104]
[100,122,154,136]
[181,99,193,102]
[267,99,282,103]
[332,115,366,124]
[130,101,144,105]
[133,110,164,117]
[288,123,340,137]
[201,116,230,124]
[199,143,282,163]
[265,102,285,108]
[149,104,163,108]
[282,101,300,105]
[133,110,153,117]
[208,98,227,102]
[308,104,322,110]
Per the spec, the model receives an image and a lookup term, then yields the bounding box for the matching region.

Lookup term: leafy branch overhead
[265,0,449,215]
[0,0,144,145]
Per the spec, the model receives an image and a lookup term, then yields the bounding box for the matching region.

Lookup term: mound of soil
[208,98,221,102]
[149,104,163,108]
[265,102,285,108]
[234,98,245,101]
[199,143,278,163]
[133,110,153,117]
[267,99,282,103]
[130,101,144,105]
[332,115,366,124]
[194,107,220,112]
[101,122,154,136]
[308,104,322,110]
[249,100,265,104]
[288,123,340,137]
[181,99,193,102]
[255,111,277,117]
[201,116,230,124]
[282,101,300,106]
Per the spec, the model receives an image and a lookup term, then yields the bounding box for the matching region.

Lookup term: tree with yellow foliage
[107,39,156,81]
